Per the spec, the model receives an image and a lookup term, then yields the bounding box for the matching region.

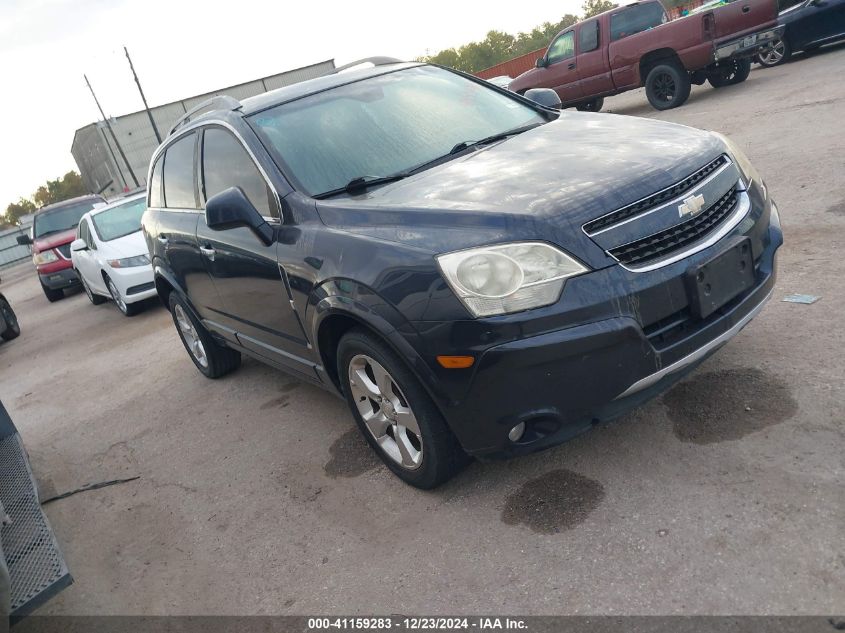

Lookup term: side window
[580,21,599,53]
[149,155,164,208]
[610,3,668,41]
[547,32,576,65]
[163,132,198,209]
[201,128,275,219]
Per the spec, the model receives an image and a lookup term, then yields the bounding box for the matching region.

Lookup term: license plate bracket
[742,34,758,48]
[685,237,755,320]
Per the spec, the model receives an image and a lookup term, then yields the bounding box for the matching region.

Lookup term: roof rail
[324,57,404,76]
[168,95,242,137]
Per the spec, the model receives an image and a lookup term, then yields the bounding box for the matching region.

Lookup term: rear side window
[163,133,197,209]
[610,2,668,41]
[149,156,164,207]
[547,31,575,64]
[201,128,275,218]
[580,21,599,53]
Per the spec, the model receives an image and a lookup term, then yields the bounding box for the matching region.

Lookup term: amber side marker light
[436,355,475,369]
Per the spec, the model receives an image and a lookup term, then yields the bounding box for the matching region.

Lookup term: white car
[70,193,155,316]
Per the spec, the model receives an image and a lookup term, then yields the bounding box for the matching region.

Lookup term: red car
[509,0,784,110]
[17,194,106,302]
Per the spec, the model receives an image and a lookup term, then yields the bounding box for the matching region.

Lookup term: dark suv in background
[143,59,782,488]
[17,194,105,301]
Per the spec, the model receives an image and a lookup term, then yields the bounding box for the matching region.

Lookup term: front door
[196,126,315,379]
[539,30,584,104]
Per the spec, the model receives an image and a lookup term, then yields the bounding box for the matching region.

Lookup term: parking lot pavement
[2,45,844,616]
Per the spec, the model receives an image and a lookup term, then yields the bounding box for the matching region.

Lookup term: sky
[0,0,585,207]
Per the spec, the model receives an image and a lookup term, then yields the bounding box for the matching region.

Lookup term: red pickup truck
[508,0,784,110]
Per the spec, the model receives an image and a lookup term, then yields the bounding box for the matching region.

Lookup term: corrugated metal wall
[0,216,34,270]
[71,60,335,199]
[475,48,546,81]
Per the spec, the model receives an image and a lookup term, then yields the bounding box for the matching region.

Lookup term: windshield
[91,197,147,241]
[248,65,547,197]
[34,200,99,238]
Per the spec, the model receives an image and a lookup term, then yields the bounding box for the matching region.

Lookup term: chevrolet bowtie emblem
[678,194,705,218]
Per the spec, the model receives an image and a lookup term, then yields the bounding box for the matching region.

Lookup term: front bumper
[714,25,785,61]
[107,264,156,304]
[420,194,782,458]
[38,267,80,290]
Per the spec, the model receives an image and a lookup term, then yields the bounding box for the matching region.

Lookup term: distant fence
[475,48,546,81]
[0,224,32,270]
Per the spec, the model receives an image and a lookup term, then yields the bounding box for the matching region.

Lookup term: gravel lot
[1,45,844,616]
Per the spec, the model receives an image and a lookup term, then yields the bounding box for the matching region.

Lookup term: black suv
[143,59,782,488]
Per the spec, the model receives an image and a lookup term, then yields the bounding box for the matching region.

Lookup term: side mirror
[535,57,547,68]
[525,88,562,110]
[16,234,32,246]
[70,239,88,252]
[205,187,274,246]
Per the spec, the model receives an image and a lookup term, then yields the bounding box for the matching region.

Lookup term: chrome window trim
[584,156,734,237]
[614,287,773,400]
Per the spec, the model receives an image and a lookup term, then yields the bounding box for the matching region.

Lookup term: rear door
[539,30,584,103]
[576,19,614,96]
[196,125,315,379]
[712,0,777,41]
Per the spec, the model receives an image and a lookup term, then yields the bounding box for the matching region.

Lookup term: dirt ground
[1,44,843,615]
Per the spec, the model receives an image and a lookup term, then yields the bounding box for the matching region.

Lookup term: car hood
[98,230,148,259]
[33,228,77,252]
[315,113,726,264]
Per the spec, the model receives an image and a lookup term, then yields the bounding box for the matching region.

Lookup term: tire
[168,293,240,378]
[338,327,470,489]
[0,297,20,341]
[80,275,107,305]
[576,97,604,112]
[645,63,691,110]
[105,275,140,316]
[757,36,792,67]
[708,58,752,87]
[41,283,63,302]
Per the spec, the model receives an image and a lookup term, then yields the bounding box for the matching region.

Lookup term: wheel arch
[639,48,684,84]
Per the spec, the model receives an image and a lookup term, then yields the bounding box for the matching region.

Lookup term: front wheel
[168,293,240,378]
[338,328,469,489]
[645,63,691,110]
[708,58,752,87]
[0,297,20,341]
[81,275,107,305]
[106,276,140,316]
[756,36,791,67]
[576,97,604,112]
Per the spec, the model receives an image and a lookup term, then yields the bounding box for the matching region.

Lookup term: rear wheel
[81,275,107,305]
[169,293,240,378]
[708,58,752,87]
[41,283,63,302]
[645,63,691,110]
[575,97,604,112]
[0,297,20,341]
[756,36,791,67]
[106,276,140,316]
[338,328,469,489]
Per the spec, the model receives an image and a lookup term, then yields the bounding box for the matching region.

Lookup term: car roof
[36,194,104,215]
[89,192,146,217]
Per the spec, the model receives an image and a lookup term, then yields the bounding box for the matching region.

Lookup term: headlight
[712,132,763,191]
[437,242,588,317]
[33,250,59,265]
[108,255,150,268]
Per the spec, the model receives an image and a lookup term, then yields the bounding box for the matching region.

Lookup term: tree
[32,171,87,208]
[582,0,619,18]
[4,198,36,226]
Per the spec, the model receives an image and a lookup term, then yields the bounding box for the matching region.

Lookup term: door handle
[741,5,750,12]
[199,245,216,261]
[568,62,577,70]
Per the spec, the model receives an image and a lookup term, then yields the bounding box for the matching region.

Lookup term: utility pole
[84,74,140,188]
[124,46,162,144]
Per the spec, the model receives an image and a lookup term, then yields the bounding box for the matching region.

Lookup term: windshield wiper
[448,122,544,155]
[314,173,410,199]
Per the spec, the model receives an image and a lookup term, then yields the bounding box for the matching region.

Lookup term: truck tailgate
[713,0,778,41]
[0,402,71,618]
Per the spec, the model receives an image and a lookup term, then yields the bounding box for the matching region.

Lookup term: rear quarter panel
[712,0,778,42]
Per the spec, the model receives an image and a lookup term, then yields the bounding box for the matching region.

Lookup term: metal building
[71,59,335,199]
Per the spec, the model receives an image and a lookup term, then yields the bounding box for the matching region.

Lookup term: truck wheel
[645,64,691,110]
[169,293,241,378]
[0,297,20,341]
[41,283,64,302]
[756,37,791,67]
[338,327,470,489]
[576,97,604,112]
[708,58,752,87]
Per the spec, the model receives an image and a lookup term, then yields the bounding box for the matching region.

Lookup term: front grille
[609,186,739,267]
[54,243,71,259]
[584,155,729,235]
[126,281,155,296]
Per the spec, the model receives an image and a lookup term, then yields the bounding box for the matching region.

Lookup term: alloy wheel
[653,72,676,103]
[174,304,208,368]
[759,38,786,66]
[347,354,423,470]
[107,279,128,314]
[83,279,95,303]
